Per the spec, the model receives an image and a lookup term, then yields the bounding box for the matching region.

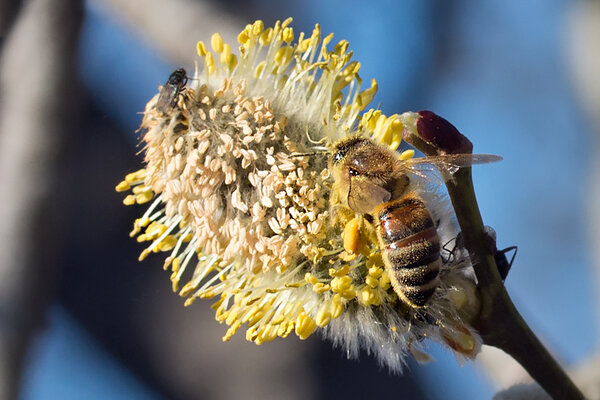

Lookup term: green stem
[444,167,584,399]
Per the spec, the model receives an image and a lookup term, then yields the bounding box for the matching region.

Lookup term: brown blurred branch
[0,0,83,398]
[97,0,244,66]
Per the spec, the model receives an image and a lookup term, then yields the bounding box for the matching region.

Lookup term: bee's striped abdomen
[375,194,441,307]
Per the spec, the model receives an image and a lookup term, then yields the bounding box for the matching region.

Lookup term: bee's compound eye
[349,167,359,176]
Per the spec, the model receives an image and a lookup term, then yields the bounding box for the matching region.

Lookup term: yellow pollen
[205,52,216,75]
[259,28,273,46]
[115,181,130,192]
[342,218,361,254]
[211,33,224,53]
[295,311,317,340]
[123,195,135,206]
[282,27,294,43]
[196,40,207,56]
[399,149,415,160]
[315,303,332,327]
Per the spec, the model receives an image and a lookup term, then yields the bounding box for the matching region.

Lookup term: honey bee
[156,67,188,114]
[330,136,501,308]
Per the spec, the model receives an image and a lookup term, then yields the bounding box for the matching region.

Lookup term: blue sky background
[19,1,597,399]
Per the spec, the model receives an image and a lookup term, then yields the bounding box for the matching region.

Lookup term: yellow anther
[399,149,415,160]
[295,311,317,340]
[330,276,352,292]
[281,17,293,30]
[274,46,293,66]
[219,43,230,64]
[341,61,360,77]
[115,181,130,192]
[199,290,215,299]
[237,27,250,45]
[123,195,136,206]
[251,20,264,37]
[366,251,382,267]
[329,265,350,278]
[357,79,378,109]
[259,324,278,344]
[197,40,207,56]
[331,294,345,319]
[259,28,273,46]
[359,286,380,306]
[145,222,166,239]
[132,185,148,195]
[138,216,150,227]
[315,305,332,328]
[333,40,349,56]
[311,23,322,40]
[304,272,319,285]
[388,119,404,148]
[298,38,311,53]
[171,273,180,292]
[183,297,196,307]
[378,271,391,290]
[225,309,240,326]
[271,314,285,325]
[179,281,197,297]
[368,266,383,278]
[205,52,216,75]
[312,282,331,294]
[215,307,229,322]
[343,218,361,254]
[223,321,242,342]
[227,54,237,72]
[365,275,379,288]
[158,235,177,252]
[246,326,258,342]
[171,257,181,273]
[282,27,294,43]
[129,226,141,238]
[138,248,150,261]
[125,169,146,183]
[163,256,173,271]
[211,33,223,53]
[136,234,148,243]
[360,109,381,132]
[277,322,294,338]
[135,191,153,204]
[254,61,266,78]
[244,306,264,325]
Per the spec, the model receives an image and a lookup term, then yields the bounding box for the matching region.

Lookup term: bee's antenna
[289,149,328,158]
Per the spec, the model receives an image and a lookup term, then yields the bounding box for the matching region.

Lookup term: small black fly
[156,67,188,114]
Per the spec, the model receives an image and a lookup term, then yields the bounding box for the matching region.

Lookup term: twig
[404,110,585,400]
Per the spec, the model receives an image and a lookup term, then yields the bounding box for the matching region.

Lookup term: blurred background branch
[0,0,83,398]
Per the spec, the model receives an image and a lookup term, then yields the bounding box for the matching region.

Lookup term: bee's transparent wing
[402,154,502,177]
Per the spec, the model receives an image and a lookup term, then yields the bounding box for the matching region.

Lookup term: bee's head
[331,136,371,165]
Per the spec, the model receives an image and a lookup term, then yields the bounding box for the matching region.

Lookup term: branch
[402,110,585,400]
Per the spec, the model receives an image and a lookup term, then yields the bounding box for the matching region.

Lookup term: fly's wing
[347,177,392,214]
[156,84,176,113]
